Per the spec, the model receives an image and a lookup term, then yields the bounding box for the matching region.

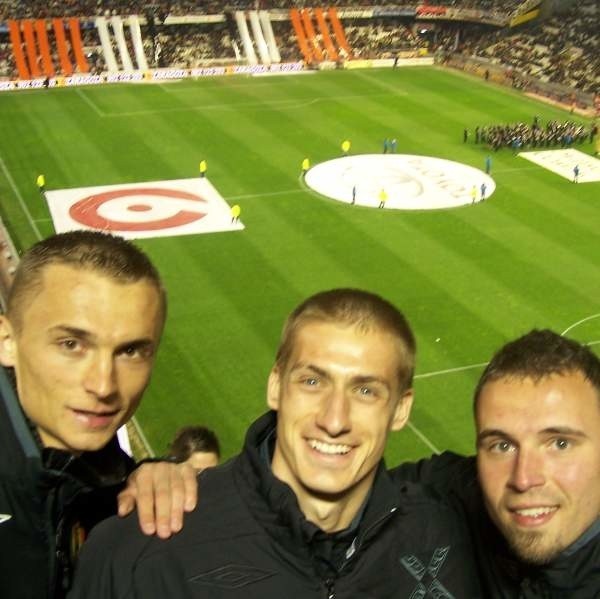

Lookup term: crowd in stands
[0,41,15,78]
[270,20,300,62]
[0,1,166,19]
[0,0,536,20]
[151,23,236,68]
[0,0,597,99]
[441,0,598,95]
[345,18,420,59]
[474,118,595,151]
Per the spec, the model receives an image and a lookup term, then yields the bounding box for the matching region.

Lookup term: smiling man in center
[69,289,480,598]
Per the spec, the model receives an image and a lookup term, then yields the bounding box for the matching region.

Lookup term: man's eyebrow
[351,375,390,388]
[476,429,512,444]
[290,363,328,378]
[540,426,587,438]
[48,325,93,340]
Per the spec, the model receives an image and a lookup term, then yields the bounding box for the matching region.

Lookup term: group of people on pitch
[1,230,599,598]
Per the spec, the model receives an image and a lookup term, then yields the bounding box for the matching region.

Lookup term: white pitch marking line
[407,421,441,455]
[76,88,104,117]
[409,325,600,452]
[0,155,42,240]
[409,362,488,454]
[130,416,155,457]
[414,362,489,380]
[562,314,600,336]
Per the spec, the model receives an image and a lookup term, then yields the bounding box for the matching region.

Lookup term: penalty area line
[415,362,488,380]
[0,155,42,240]
[75,88,105,117]
[408,362,488,455]
[562,314,600,336]
[407,421,441,455]
[409,327,600,453]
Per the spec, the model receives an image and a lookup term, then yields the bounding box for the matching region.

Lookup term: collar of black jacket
[235,411,403,573]
[41,436,134,489]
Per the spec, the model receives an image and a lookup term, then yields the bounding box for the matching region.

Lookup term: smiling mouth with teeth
[512,506,558,518]
[308,439,352,455]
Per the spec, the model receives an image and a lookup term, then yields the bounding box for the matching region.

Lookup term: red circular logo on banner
[69,188,208,231]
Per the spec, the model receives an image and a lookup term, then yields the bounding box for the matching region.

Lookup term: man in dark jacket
[0,231,184,598]
[69,288,481,598]
[394,329,600,597]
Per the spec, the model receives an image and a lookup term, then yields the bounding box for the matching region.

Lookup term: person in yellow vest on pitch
[378,188,388,209]
[341,140,351,156]
[301,158,310,176]
[199,160,207,178]
[36,174,45,194]
[231,204,241,224]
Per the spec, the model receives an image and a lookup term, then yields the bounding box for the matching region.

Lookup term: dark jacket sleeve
[389,451,477,492]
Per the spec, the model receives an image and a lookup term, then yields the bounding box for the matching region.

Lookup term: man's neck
[294,486,371,533]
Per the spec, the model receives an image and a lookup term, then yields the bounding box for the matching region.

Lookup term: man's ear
[390,388,414,431]
[0,316,17,367]
[267,367,281,411]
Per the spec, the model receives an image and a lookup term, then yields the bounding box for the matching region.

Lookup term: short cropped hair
[168,426,221,462]
[474,329,600,408]
[6,231,166,331]
[275,288,416,392]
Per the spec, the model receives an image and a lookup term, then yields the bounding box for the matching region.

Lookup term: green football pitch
[0,66,598,463]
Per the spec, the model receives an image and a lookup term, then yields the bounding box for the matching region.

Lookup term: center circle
[304,154,496,210]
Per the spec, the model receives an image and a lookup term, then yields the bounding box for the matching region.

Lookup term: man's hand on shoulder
[117,461,198,539]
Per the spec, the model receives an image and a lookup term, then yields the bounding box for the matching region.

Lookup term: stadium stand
[435,0,598,95]
[0,0,597,111]
[0,0,546,20]
[152,23,236,68]
[344,18,420,59]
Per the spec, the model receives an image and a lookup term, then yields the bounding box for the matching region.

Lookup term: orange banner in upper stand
[22,20,42,78]
[69,18,89,73]
[314,8,338,61]
[290,8,313,64]
[8,20,30,79]
[328,7,353,59]
[35,20,55,77]
[301,9,323,62]
[53,18,73,76]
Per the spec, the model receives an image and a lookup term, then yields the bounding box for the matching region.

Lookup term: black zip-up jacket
[69,411,482,598]
[392,451,600,598]
[0,368,135,599]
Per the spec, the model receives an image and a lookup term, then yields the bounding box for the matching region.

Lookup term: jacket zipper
[341,507,397,569]
[325,578,335,599]
[321,508,397,598]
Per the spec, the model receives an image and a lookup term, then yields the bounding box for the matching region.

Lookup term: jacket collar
[0,364,132,489]
[236,411,401,568]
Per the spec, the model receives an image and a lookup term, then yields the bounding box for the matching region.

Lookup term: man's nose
[508,447,545,492]
[315,386,351,437]
[83,353,117,400]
